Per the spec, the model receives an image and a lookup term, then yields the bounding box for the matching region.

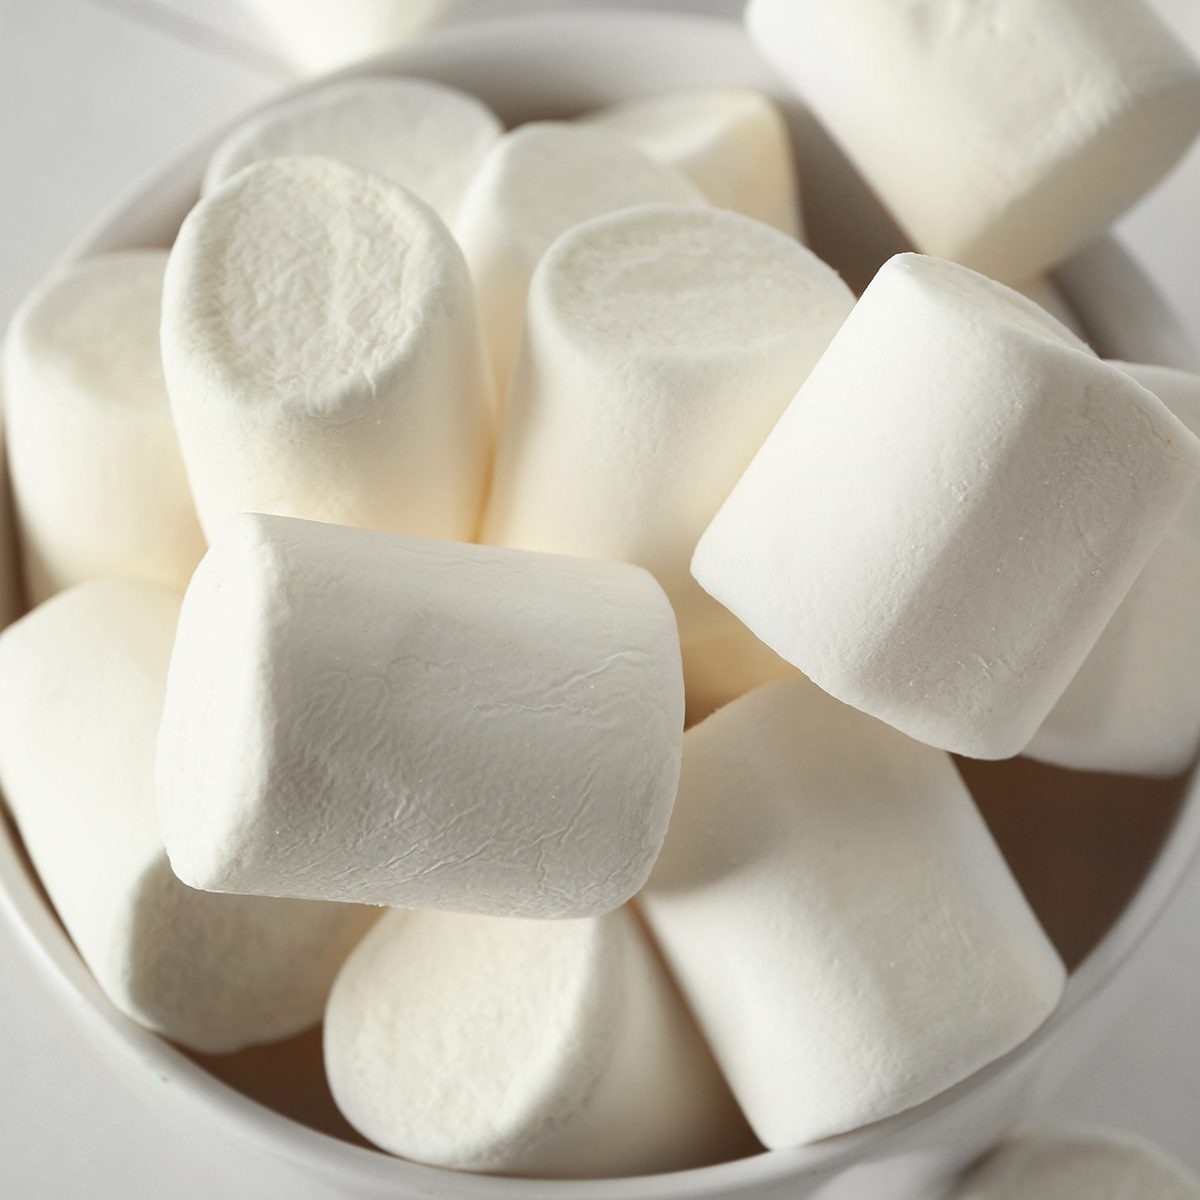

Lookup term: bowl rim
[3,7,1199,1197]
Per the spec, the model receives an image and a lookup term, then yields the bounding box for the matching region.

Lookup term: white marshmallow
[951,1126,1200,1199]
[162,156,493,541]
[453,123,706,390]
[203,77,502,226]
[1013,276,1087,340]
[641,678,1066,1148]
[1027,362,1200,777]
[682,627,798,727]
[157,513,683,918]
[324,906,751,1176]
[581,89,802,237]
[746,0,1200,281]
[484,203,855,646]
[0,579,373,1053]
[693,254,1200,759]
[4,252,205,605]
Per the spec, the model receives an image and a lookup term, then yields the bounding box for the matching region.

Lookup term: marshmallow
[951,1126,1200,1199]
[641,678,1066,1148]
[3,252,205,605]
[682,627,798,727]
[453,123,706,390]
[162,156,493,541]
[746,0,1200,282]
[1014,276,1087,340]
[693,254,1200,759]
[203,77,502,226]
[0,579,373,1053]
[157,513,683,918]
[484,203,855,645]
[1027,362,1200,776]
[324,906,751,1176]
[581,89,802,237]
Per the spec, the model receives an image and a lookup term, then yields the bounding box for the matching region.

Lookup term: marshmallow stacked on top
[3,0,1200,1179]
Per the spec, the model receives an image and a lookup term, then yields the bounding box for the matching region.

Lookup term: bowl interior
[4,9,1200,1199]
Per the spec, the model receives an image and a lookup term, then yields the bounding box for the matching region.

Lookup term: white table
[1,2,1197,1195]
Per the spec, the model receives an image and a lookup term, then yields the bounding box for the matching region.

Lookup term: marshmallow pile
[3,0,1200,1182]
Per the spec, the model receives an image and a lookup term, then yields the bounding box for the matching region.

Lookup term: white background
[0,1,1197,1195]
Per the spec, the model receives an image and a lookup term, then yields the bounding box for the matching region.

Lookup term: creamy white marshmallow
[158,513,683,918]
[162,156,493,541]
[693,254,1200,759]
[1027,363,1200,777]
[203,77,502,225]
[581,89,802,237]
[324,906,752,1176]
[0,579,373,1054]
[682,627,798,728]
[453,123,706,390]
[746,0,1200,282]
[4,252,205,606]
[951,1126,1200,1199]
[1014,276,1087,340]
[641,678,1066,1149]
[484,203,855,646]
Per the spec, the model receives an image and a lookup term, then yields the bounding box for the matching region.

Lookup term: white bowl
[2,10,1198,1200]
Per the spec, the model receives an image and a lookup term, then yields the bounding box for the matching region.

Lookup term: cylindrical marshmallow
[0,579,373,1053]
[693,254,1200,759]
[581,88,802,237]
[162,156,493,541]
[484,203,855,645]
[950,1126,1200,1199]
[157,513,683,918]
[202,77,502,225]
[641,678,1066,1148]
[682,627,798,728]
[1027,362,1200,776]
[4,252,205,605]
[324,906,752,1176]
[746,0,1200,281]
[453,123,706,390]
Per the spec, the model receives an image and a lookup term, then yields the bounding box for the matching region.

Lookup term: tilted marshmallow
[693,254,1200,759]
[453,123,706,390]
[325,906,751,1176]
[4,252,205,605]
[484,204,855,645]
[0,580,373,1053]
[203,77,501,226]
[1013,276,1087,340]
[581,89,802,237]
[641,678,1066,1148]
[682,627,798,728]
[951,1126,1200,1200]
[162,156,493,541]
[746,0,1200,281]
[1027,363,1200,777]
[158,513,683,918]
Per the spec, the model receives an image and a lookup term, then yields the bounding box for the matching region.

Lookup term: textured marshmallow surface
[453,123,706,390]
[325,907,751,1176]
[746,0,1200,281]
[1028,362,1200,776]
[4,252,205,605]
[158,514,683,918]
[951,1126,1200,1199]
[641,678,1066,1148]
[581,88,802,237]
[0,580,372,1053]
[693,254,1200,759]
[162,156,493,541]
[203,77,502,225]
[484,203,855,645]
